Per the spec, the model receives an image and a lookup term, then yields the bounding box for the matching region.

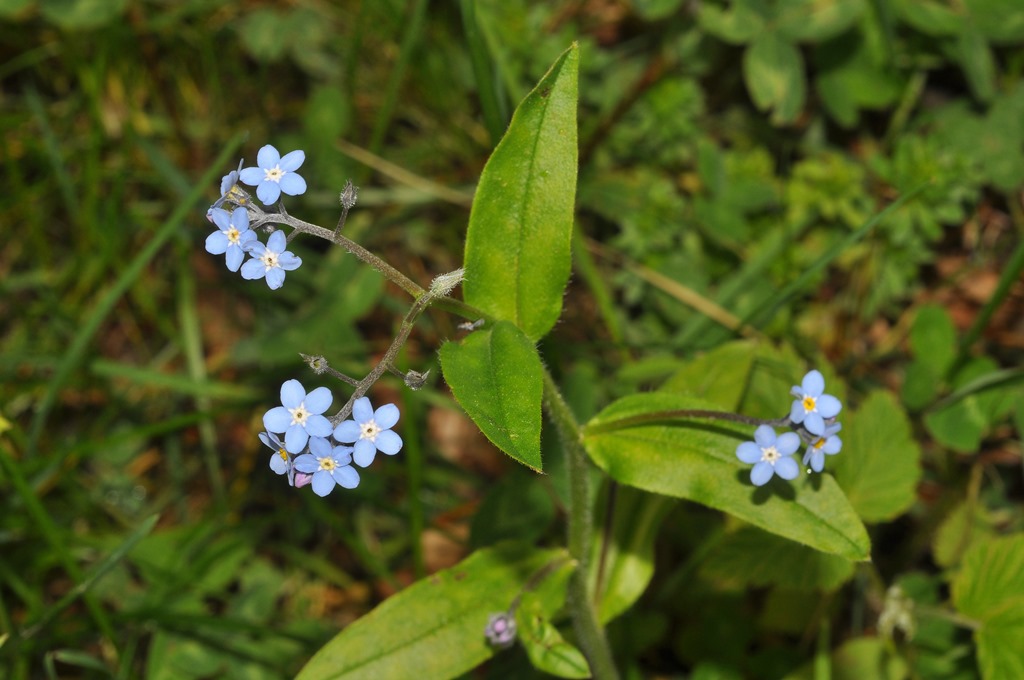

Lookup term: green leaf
[783,637,909,680]
[933,501,999,568]
[295,544,567,680]
[743,32,806,124]
[924,357,1015,452]
[952,535,1024,680]
[660,341,757,410]
[462,43,578,341]
[518,610,590,678]
[702,526,855,591]
[39,0,127,29]
[439,321,544,471]
[775,0,866,43]
[894,0,962,36]
[831,391,921,523]
[698,0,769,44]
[582,393,870,560]
[589,485,673,623]
[955,27,996,102]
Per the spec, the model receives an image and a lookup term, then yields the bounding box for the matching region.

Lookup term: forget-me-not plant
[240,144,307,205]
[263,379,334,454]
[293,436,360,497]
[240,230,302,289]
[334,397,404,468]
[206,207,256,272]
[789,369,842,436]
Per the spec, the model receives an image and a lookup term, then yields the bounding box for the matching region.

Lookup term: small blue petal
[775,432,801,456]
[257,144,280,169]
[269,453,289,474]
[305,387,333,414]
[284,424,309,454]
[305,414,333,438]
[775,456,800,480]
[280,380,305,408]
[293,454,319,474]
[334,421,360,443]
[376,430,403,455]
[308,436,332,457]
[817,395,842,418]
[311,471,335,497]
[239,167,263,185]
[804,413,826,437]
[736,441,762,464]
[267,230,287,253]
[279,173,306,196]
[802,370,825,396]
[279,149,305,171]
[257,181,281,205]
[332,465,360,489]
[263,406,291,433]
[278,253,302,271]
[353,439,376,467]
[205,231,229,255]
[225,247,244,272]
[753,424,776,447]
[241,259,266,280]
[751,461,774,486]
[352,397,373,422]
[374,403,400,430]
[265,268,286,289]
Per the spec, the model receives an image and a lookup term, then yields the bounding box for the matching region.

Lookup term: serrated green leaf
[743,32,806,124]
[439,321,544,470]
[463,43,578,341]
[590,485,673,623]
[583,393,870,560]
[701,526,855,591]
[775,0,866,43]
[831,391,921,523]
[295,544,566,680]
[660,341,757,410]
[952,535,1024,680]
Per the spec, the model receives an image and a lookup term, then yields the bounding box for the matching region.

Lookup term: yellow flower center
[289,403,310,426]
[264,165,285,183]
[360,419,380,442]
[226,226,241,244]
[261,250,280,268]
[802,395,817,412]
[278,448,289,462]
[319,456,336,471]
[813,438,826,451]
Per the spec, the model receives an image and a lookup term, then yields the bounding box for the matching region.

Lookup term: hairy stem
[541,368,620,680]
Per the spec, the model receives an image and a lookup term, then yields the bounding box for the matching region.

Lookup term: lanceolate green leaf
[582,393,870,561]
[463,43,578,341]
[295,544,567,680]
[439,321,544,471]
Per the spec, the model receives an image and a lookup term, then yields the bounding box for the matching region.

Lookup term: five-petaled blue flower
[240,230,302,289]
[803,422,843,473]
[736,425,801,486]
[263,380,334,454]
[334,397,403,468]
[240,145,307,205]
[293,436,360,497]
[206,207,256,272]
[789,369,842,436]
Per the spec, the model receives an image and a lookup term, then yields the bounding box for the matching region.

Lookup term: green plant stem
[541,368,620,680]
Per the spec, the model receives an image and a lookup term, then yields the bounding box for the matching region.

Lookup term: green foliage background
[1,0,1022,677]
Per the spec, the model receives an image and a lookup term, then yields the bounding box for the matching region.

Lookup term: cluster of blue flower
[205,146,405,496]
[259,381,403,497]
[205,145,305,289]
[735,370,843,486]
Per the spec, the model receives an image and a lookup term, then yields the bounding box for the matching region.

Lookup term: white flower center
[318,456,336,472]
[260,250,280,269]
[226,226,241,245]
[289,403,310,427]
[761,445,782,464]
[360,419,380,442]
[264,165,285,183]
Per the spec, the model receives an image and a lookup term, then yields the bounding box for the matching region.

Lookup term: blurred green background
[1,0,1022,677]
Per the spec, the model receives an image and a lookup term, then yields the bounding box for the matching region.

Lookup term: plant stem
[541,367,620,680]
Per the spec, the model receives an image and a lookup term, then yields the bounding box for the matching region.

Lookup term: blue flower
[789,369,842,436]
[736,425,801,486]
[803,422,843,473]
[293,436,360,497]
[263,379,334,454]
[239,145,307,205]
[220,159,244,196]
[206,207,256,272]
[240,230,302,289]
[333,397,403,468]
[260,430,295,485]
